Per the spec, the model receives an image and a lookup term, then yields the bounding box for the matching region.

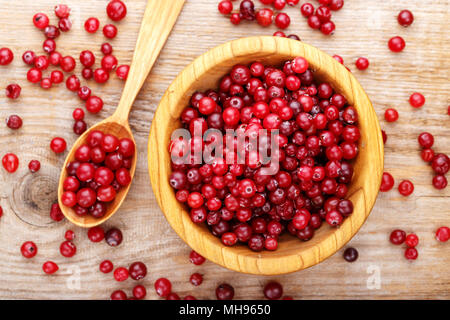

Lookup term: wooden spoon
[58,0,185,228]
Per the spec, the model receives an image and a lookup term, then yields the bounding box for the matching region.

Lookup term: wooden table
[0,0,448,300]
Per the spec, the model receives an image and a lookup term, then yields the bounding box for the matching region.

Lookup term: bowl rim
[148,36,384,275]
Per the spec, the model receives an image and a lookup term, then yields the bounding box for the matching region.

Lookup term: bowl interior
[149,37,383,275]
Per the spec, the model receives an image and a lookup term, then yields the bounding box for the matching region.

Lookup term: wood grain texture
[149,36,384,275]
[57,0,185,228]
[0,0,448,299]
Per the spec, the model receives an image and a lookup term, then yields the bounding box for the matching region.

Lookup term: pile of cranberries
[60,131,134,218]
[417,132,448,190]
[169,57,359,252]
[218,0,344,37]
[389,229,419,260]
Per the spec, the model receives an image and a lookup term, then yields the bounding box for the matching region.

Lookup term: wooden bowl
[148,36,384,275]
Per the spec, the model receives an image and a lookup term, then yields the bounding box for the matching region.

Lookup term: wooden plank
[0,0,448,299]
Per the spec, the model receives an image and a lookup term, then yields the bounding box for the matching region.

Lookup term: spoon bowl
[58,0,185,228]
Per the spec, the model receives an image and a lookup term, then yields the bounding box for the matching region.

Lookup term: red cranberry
[404,247,418,260]
[105,228,123,246]
[86,96,104,113]
[103,24,118,39]
[432,175,447,190]
[84,17,100,33]
[2,153,19,173]
[76,188,97,208]
[129,261,147,280]
[218,0,233,14]
[189,273,203,286]
[107,0,127,21]
[114,267,129,282]
[21,241,38,258]
[59,18,72,32]
[88,226,105,242]
[263,281,283,300]
[5,84,21,99]
[44,25,60,39]
[301,3,315,17]
[230,13,241,25]
[61,56,76,72]
[417,132,434,148]
[80,50,95,67]
[100,260,114,273]
[256,8,274,27]
[390,229,406,245]
[398,180,414,196]
[28,160,41,173]
[384,108,399,122]
[101,43,113,55]
[436,227,450,242]
[22,50,36,65]
[33,13,49,29]
[60,240,77,258]
[432,154,449,175]
[133,285,147,300]
[82,68,93,80]
[111,290,127,300]
[398,10,414,27]
[405,234,419,248]
[421,148,434,162]
[116,65,130,80]
[320,21,335,35]
[355,57,369,70]
[409,92,425,108]
[43,39,56,54]
[55,4,71,18]
[189,250,206,265]
[6,115,23,130]
[94,68,109,83]
[27,68,42,83]
[155,278,172,297]
[275,13,290,29]
[388,36,406,52]
[343,247,358,262]
[380,172,394,192]
[216,283,234,300]
[42,261,59,274]
[65,230,75,241]
[66,75,80,92]
[51,70,64,84]
[50,203,64,221]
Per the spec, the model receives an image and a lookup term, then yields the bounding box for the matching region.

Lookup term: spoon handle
[113,0,185,122]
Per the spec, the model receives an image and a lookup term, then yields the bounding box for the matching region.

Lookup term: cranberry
[343,247,358,262]
[256,8,274,27]
[100,260,114,273]
[111,290,127,300]
[51,70,64,84]
[88,226,105,242]
[432,154,449,175]
[116,65,130,80]
[107,0,127,21]
[275,13,290,29]
[263,281,283,300]
[230,13,241,25]
[22,50,36,65]
[44,25,60,39]
[28,160,41,173]
[398,10,414,27]
[189,250,206,265]
[417,132,434,148]
[6,115,23,130]
[76,188,97,208]
[64,230,75,241]
[384,108,399,122]
[409,92,425,108]
[50,203,64,221]
[133,285,147,300]
[432,175,447,190]
[390,229,406,245]
[80,50,95,67]
[435,227,450,242]
[60,240,77,258]
[398,180,414,196]
[5,84,21,99]
[301,3,315,17]
[94,68,109,83]
[155,278,172,297]
[216,283,234,300]
[73,120,87,135]
[105,228,123,246]
[355,57,369,70]
[78,86,92,101]
[82,68,93,80]
[33,13,49,29]
[380,172,394,192]
[49,52,62,66]
[35,55,49,70]
[21,241,38,258]
[86,96,104,114]
[42,261,59,274]
[404,247,418,260]
[101,43,113,55]
[218,1,233,14]
[388,36,406,52]
[114,267,129,282]
[405,234,419,248]
[43,39,56,54]
[55,4,71,18]
[61,56,76,72]
[84,17,100,33]
[103,24,118,39]
[27,68,42,83]
[129,262,147,280]
[66,75,80,92]
[421,148,434,162]
[320,21,335,35]
[189,273,203,286]
[2,153,19,173]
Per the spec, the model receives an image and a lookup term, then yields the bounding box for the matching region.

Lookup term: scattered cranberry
[116,65,130,80]
[80,50,96,67]
[2,153,19,173]
[88,226,105,242]
[435,227,450,242]
[390,229,406,245]
[100,260,114,273]
[86,96,104,113]
[405,234,419,248]
[82,68,93,80]
[129,262,147,280]
[355,57,369,70]
[421,148,434,162]
[388,36,406,52]
[432,154,449,175]
[263,281,283,300]
[27,68,42,83]
[49,52,62,66]
[5,84,21,99]
[73,120,87,135]
[114,267,129,282]
[33,13,50,29]
[133,285,147,300]
[380,172,395,192]
[105,228,123,246]
[22,50,36,65]
[66,75,80,92]
[275,13,290,29]
[189,250,206,265]
[28,160,41,173]
[409,92,425,108]
[42,261,59,274]
[35,55,49,70]
[107,0,127,21]
[101,43,113,55]
[60,240,77,258]
[65,230,75,241]
[50,137,67,154]
[55,4,71,18]
[343,247,358,262]
[398,10,414,27]
[398,180,414,196]
[155,278,172,297]
[51,70,64,84]
[404,247,418,260]
[50,203,64,221]
[94,68,109,83]
[230,13,241,25]
[189,273,203,286]
[218,0,233,14]
[384,108,399,122]
[216,283,234,300]
[21,241,38,258]
[432,175,447,190]
[417,132,434,148]
[43,39,56,54]
[101,55,118,71]
[301,3,315,17]
[103,24,118,39]
[111,290,127,300]
[84,17,100,33]
[256,8,274,27]
[6,115,23,130]
[44,25,60,39]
